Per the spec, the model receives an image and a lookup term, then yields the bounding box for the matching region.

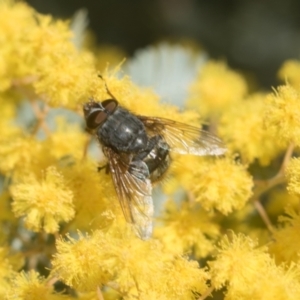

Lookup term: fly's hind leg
[97,163,110,174]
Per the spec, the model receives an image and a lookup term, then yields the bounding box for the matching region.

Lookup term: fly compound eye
[83,102,104,129]
[102,99,118,113]
[83,99,118,130]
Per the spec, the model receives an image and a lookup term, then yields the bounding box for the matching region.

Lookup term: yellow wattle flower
[11,166,75,233]
[188,60,248,118]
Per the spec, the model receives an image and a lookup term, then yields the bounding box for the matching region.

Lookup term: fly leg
[97,164,110,174]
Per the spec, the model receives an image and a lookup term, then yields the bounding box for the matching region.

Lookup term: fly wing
[103,147,153,240]
[138,116,226,156]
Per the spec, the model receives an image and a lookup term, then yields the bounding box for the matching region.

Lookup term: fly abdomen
[132,135,170,183]
[145,140,170,182]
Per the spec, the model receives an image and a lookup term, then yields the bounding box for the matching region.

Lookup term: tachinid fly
[83,80,226,240]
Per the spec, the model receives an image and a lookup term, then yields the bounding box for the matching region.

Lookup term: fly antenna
[98,74,117,100]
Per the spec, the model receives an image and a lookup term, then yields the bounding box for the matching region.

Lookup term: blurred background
[25,0,300,89]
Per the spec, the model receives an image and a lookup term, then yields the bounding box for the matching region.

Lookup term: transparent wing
[138,116,226,156]
[103,147,153,240]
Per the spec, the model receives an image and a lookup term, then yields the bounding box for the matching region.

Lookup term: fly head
[83,99,118,130]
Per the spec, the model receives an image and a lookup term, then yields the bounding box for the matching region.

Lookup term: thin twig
[252,173,285,201]
[252,143,294,199]
[251,143,294,231]
[198,285,215,300]
[279,143,294,174]
[46,276,59,287]
[11,76,37,87]
[253,199,274,233]
[11,76,38,101]
[96,286,104,300]
[30,101,51,136]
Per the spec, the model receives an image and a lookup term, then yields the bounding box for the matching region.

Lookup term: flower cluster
[1,1,300,299]
[188,61,248,118]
